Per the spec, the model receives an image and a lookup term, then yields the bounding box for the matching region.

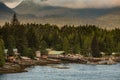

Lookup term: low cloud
[0,0,22,8]
[1,0,120,8]
[38,0,120,8]
[0,0,21,2]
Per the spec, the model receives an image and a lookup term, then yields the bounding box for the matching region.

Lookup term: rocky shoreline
[0,56,120,74]
[0,58,61,74]
[55,56,119,65]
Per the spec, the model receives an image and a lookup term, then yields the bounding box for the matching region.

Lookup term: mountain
[14,0,116,18]
[14,0,72,18]
[13,0,120,28]
[98,7,120,21]
[0,2,15,19]
[97,7,120,27]
[0,0,118,28]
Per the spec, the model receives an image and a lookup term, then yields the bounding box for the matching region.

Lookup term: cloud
[1,0,120,8]
[0,0,21,2]
[38,0,120,8]
[0,0,23,8]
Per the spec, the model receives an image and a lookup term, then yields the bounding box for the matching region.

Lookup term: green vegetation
[0,14,120,59]
[91,35,101,57]
[0,37,5,67]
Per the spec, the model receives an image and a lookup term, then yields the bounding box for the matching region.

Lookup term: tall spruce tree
[7,35,16,56]
[62,37,69,53]
[91,35,101,57]
[11,13,20,25]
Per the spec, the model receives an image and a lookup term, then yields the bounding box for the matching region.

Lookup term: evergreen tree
[0,19,120,58]
[7,35,16,56]
[91,35,101,57]
[62,37,70,53]
[11,13,20,25]
[0,38,5,67]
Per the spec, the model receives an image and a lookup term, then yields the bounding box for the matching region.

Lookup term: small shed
[112,52,120,56]
[112,52,117,55]
[35,51,41,58]
[13,48,18,53]
[4,49,8,54]
[4,49,8,59]
[100,52,106,57]
[13,48,20,56]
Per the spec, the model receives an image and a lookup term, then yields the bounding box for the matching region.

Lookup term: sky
[0,0,120,8]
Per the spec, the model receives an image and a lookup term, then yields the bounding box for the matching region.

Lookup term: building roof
[48,51,64,55]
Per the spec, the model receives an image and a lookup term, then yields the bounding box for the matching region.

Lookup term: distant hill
[13,0,120,28]
[0,0,120,28]
[14,0,116,18]
[0,2,15,19]
[98,7,120,21]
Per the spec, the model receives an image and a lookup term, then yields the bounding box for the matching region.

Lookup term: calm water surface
[0,63,120,80]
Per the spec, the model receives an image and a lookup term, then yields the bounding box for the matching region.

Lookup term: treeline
[0,14,120,66]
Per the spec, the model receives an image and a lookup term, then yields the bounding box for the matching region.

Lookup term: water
[0,63,120,80]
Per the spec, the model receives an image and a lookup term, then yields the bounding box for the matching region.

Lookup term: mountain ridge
[0,1,120,28]
[0,2,15,19]
[14,0,120,18]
